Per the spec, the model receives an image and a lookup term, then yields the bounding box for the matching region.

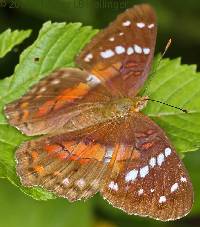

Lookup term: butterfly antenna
[157,38,172,68]
[145,97,188,113]
[143,38,172,95]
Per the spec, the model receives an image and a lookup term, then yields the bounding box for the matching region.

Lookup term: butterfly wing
[4,68,112,136]
[16,120,121,201]
[16,132,109,201]
[100,113,193,221]
[5,4,157,135]
[16,110,193,220]
[76,4,157,97]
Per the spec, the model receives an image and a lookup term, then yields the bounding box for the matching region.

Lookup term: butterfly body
[60,97,136,133]
[4,4,193,221]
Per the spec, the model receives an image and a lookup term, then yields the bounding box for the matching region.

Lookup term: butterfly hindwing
[4,68,112,136]
[100,113,193,221]
[16,129,110,201]
[76,4,157,97]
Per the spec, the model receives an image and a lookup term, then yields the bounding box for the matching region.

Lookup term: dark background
[0,0,200,227]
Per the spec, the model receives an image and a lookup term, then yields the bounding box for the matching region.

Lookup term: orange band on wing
[37,100,55,117]
[34,165,45,174]
[31,151,39,160]
[54,82,90,110]
[36,83,90,117]
[44,144,63,153]
[44,141,106,164]
[22,110,30,121]
[91,62,121,80]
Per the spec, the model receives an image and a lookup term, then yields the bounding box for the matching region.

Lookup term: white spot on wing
[136,22,145,28]
[100,49,115,59]
[39,87,47,93]
[125,169,138,182]
[119,32,124,36]
[164,147,172,157]
[62,178,69,186]
[149,157,156,168]
[140,165,149,178]
[181,176,187,182]
[86,74,101,86]
[134,44,142,54]
[104,147,114,163]
[122,20,131,26]
[148,23,155,29]
[61,72,70,78]
[109,37,115,41]
[150,189,155,193]
[115,46,125,54]
[138,188,144,195]
[84,53,93,62]
[157,153,165,166]
[171,183,179,193]
[76,178,86,189]
[5,113,10,119]
[51,79,60,85]
[108,181,118,191]
[159,196,166,203]
[143,48,150,55]
[105,147,114,158]
[127,47,134,55]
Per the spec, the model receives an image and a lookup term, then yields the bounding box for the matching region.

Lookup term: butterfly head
[130,96,149,112]
[108,96,148,118]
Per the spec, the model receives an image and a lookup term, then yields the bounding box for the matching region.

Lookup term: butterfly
[4,4,193,221]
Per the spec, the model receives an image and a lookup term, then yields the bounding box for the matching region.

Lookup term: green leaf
[0,179,93,227]
[0,21,199,203]
[0,28,31,58]
[142,56,200,153]
[184,151,200,215]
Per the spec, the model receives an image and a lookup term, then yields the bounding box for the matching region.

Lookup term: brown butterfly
[4,4,193,221]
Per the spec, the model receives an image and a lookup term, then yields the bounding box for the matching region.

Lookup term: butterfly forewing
[4,68,112,136]
[76,4,157,97]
